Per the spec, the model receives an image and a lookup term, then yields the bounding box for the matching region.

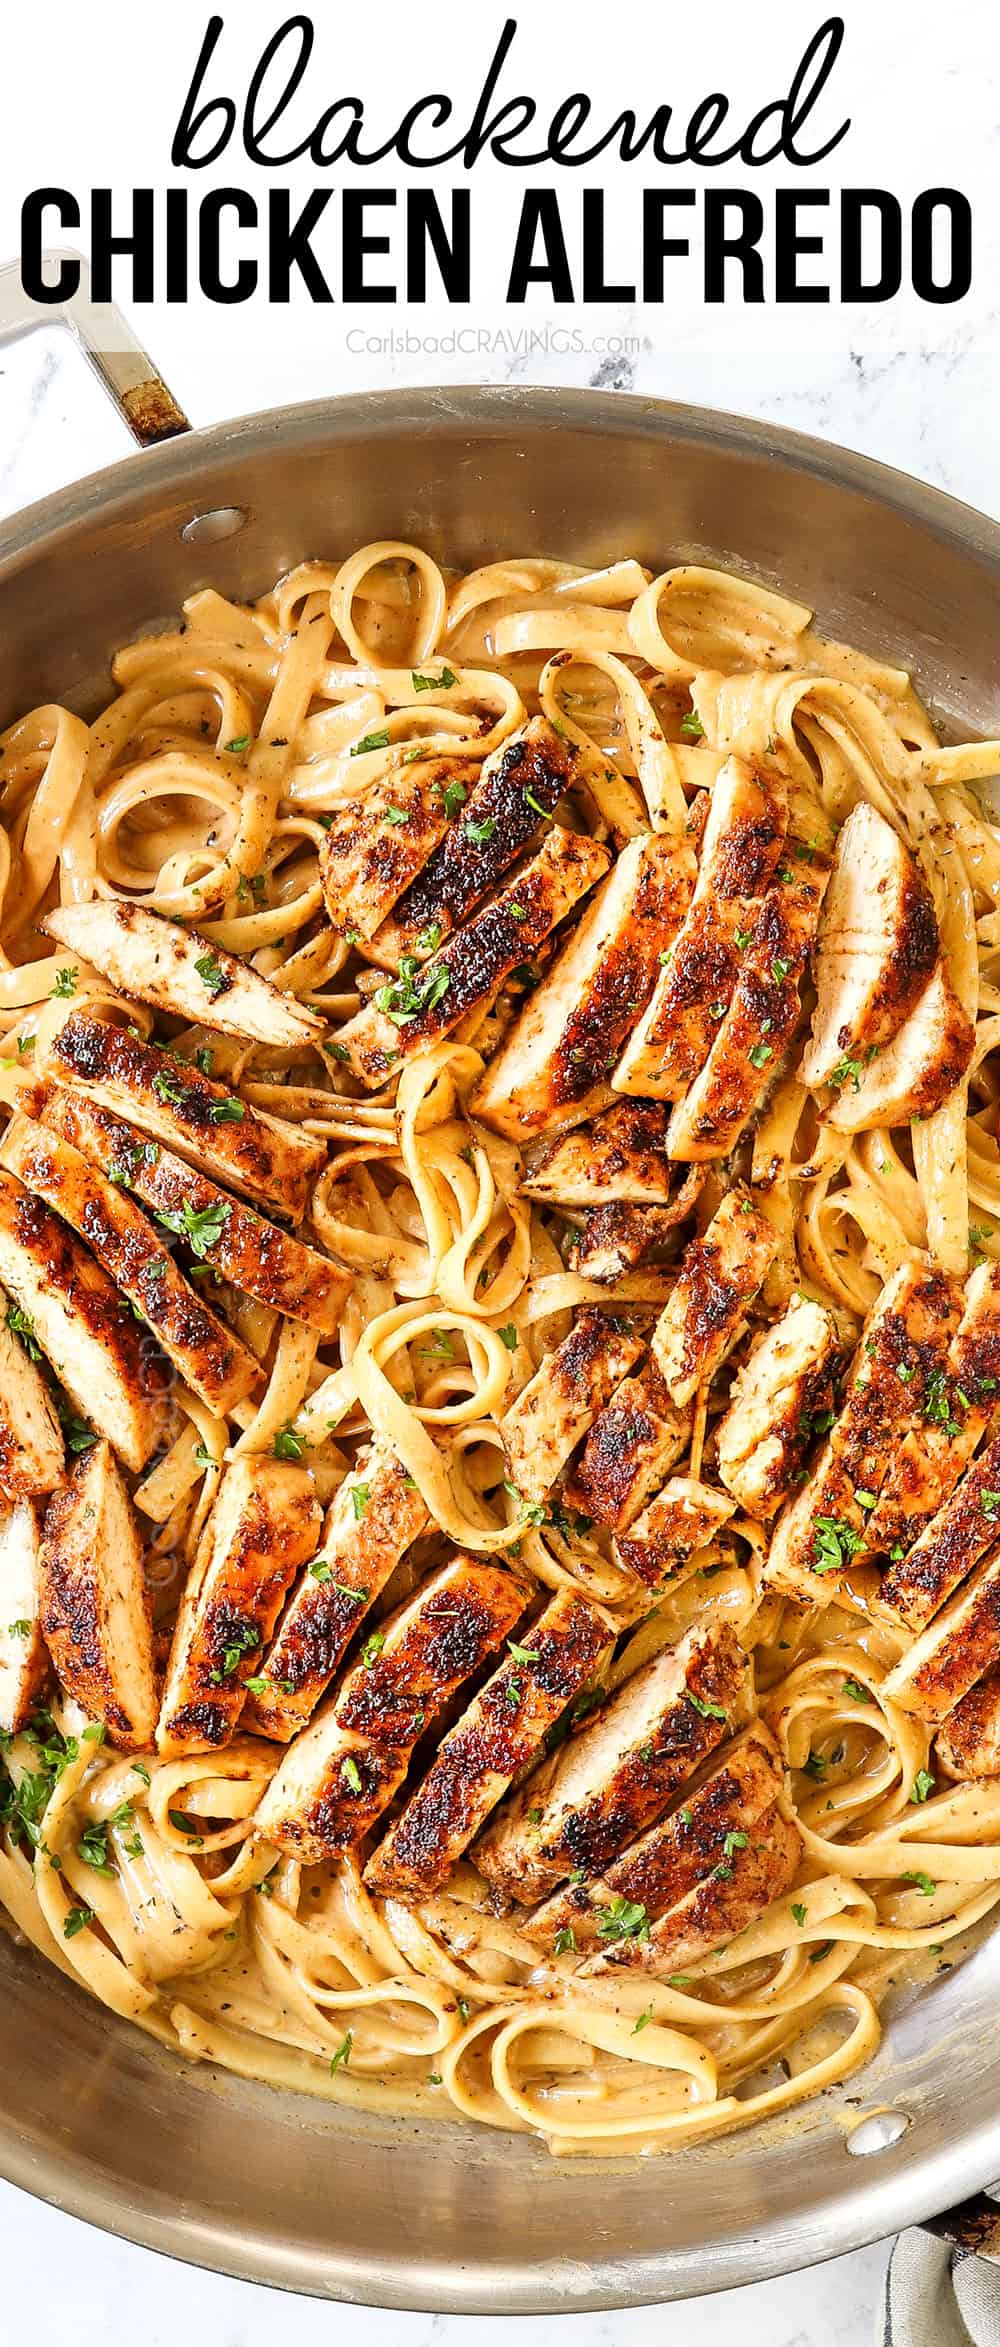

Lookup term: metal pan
[1,256,1000,2312]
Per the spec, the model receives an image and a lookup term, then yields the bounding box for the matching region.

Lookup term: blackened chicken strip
[371,717,576,966]
[1,1116,261,1418]
[499,1308,646,1505]
[472,833,696,1140]
[612,757,788,1099]
[526,1724,786,1952]
[651,1190,780,1408]
[765,1261,964,1603]
[39,1442,157,1750]
[157,1458,322,1755]
[612,1478,737,1590]
[28,1083,349,1338]
[318,755,480,942]
[241,1440,429,1741]
[254,1554,531,1861]
[520,1100,678,1209]
[363,1588,610,1901]
[667,863,829,1162]
[716,1298,841,1520]
[41,1011,323,1221]
[0,1167,161,1473]
[802,802,940,1088]
[475,1623,750,1904]
[338,826,611,1090]
[567,1364,691,1532]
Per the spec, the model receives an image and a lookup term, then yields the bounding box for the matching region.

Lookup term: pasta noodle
[2,543,1000,2159]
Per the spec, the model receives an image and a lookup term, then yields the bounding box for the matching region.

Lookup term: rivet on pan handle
[924,2189,1000,2259]
[0,248,190,446]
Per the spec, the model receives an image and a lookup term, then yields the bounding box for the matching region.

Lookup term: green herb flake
[903,1870,937,1898]
[330,2029,353,2073]
[273,1425,304,1460]
[63,1905,95,1940]
[341,1755,363,1795]
[553,1926,577,1956]
[51,966,78,1000]
[350,730,390,758]
[351,1483,371,1520]
[194,952,228,998]
[909,1768,935,1804]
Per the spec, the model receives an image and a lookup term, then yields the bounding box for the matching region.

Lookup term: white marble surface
[1,3,997,2336]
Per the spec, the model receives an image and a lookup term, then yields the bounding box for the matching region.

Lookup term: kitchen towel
[881,2232,1000,2345]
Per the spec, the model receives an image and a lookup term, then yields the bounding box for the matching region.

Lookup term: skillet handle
[0,248,189,446]
[924,2190,1000,2259]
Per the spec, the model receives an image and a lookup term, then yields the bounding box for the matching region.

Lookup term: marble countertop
[1,201,996,2341]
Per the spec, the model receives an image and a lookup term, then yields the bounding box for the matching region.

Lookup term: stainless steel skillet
[1,256,999,2312]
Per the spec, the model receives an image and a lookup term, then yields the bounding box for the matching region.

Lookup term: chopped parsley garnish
[804,1750,827,1779]
[156,1197,231,1259]
[812,1516,863,1574]
[412,667,456,692]
[791,1902,807,1927]
[632,2005,654,2034]
[733,926,752,952]
[498,1324,518,1350]
[168,1809,204,1843]
[7,1619,30,1640]
[982,1492,1000,1519]
[903,1870,937,1898]
[771,956,791,983]
[55,1396,97,1454]
[273,1425,304,1460]
[854,1489,877,1512]
[553,1926,577,1955]
[436,778,468,818]
[209,1623,260,1683]
[679,710,705,740]
[341,1755,363,1795]
[51,966,78,999]
[910,1769,935,1804]
[383,804,410,826]
[208,1096,245,1124]
[417,921,443,953]
[595,1896,649,1944]
[525,785,553,819]
[687,1692,727,1722]
[507,1640,540,1665]
[224,735,250,754]
[829,1054,866,1092]
[923,1369,963,1440]
[464,818,495,848]
[194,1443,218,1470]
[843,1678,873,1703]
[374,955,450,1028]
[362,1631,385,1667]
[194,952,228,997]
[330,2029,353,2072]
[350,730,390,757]
[6,1303,41,1361]
[809,1941,834,1963]
[152,1067,188,1107]
[63,1905,95,1939]
[351,1484,371,1520]
[748,1040,772,1069]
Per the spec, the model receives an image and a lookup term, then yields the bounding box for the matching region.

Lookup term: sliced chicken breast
[41,1011,323,1222]
[500,1308,646,1505]
[612,757,787,1099]
[520,1099,677,1208]
[156,1459,322,1755]
[44,899,323,1054]
[826,963,975,1134]
[0,1168,161,1473]
[241,1441,429,1740]
[371,717,576,966]
[882,1546,1000,1723]
[318,755,479,941]
[569,1197,697,1284]
[612,1477,737,1589]
[802,802,940,1089]
[0,1282,64,1499]
[765,1261,963,1603]
[526,1723,785,1952]
[39,1442,157,1749]
[716,1298,840,1519]
[338,826,611,1090]
[363,1588,610,1901]
[582,1804,801,1974]
[0,1503,49,1733]
[667,864,829,1161]
[937,1667,1000,1779]
[29,1084,347,1337]
[1,1116,261,1418]
[862,1258,1000,1569]
[651,1191,780,1408]
[255,1555,531,1860]
[567,1364,691,1531]
[472,833,696,1140]
[475,1622,750,1904]
[877,1432,1000,1634]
